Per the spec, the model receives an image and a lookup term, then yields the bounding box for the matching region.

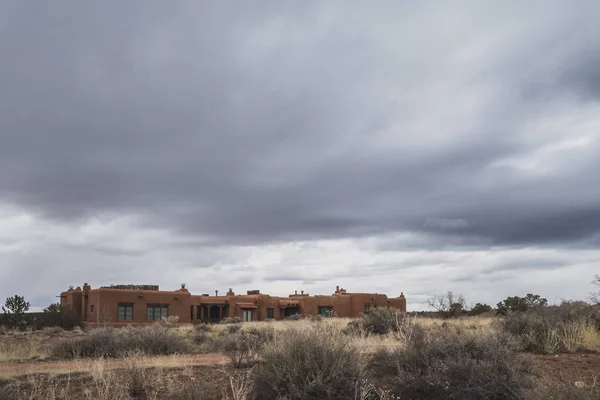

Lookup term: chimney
[336,285,339,293]
[301,290,304,295]
[294,290,297,295]
[215,290,219,296]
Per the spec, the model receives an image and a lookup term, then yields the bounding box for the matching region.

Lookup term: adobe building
[60,283,406,326]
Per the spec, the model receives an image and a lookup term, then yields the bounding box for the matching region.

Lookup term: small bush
[194,323,212,332]
[213,327,275,368]
[220,317,242,325]
[225,324,242,334]
[347,308,406,335]
[194,323,212,345]
[43,326,64,335]
[252,325,365,399]
[498,301,600,353]
[51,325,190,359]
[283,314,303,321]
[245,326,275,343]
[387,328,534,399]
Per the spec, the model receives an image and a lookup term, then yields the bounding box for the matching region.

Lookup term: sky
[1,1,600,311]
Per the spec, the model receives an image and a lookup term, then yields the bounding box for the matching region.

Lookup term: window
[266,308,275,319]
[318,306,333,317]
[147,304,168,321]
[364,303,370,313]
[242,309,252,322]
[196,305,202,320]
[118,303,133,321]
[90,305,95,313]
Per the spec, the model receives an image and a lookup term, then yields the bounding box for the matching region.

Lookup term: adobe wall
[60,284,406,325]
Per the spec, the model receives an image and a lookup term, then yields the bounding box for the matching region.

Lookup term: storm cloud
[1,1,600,310]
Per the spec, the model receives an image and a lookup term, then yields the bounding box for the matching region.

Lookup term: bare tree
[591,275,600,305]
[427,291,467,318]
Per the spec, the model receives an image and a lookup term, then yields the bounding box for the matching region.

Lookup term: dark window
[190,305,194,320]
[318,306,333,317]
[266,308,275,319]
[147,304,168,321]
[90,305,94,313]
[118,303,133,321]
[364,303,370,313]
[196,305,202,320]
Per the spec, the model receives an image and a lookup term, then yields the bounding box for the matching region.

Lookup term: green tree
[523,293,548,308]
[470,303,492,316]
[44,303,61,314]
[3,295,30,330]
[496,294,547,315]
[38,302,82,330]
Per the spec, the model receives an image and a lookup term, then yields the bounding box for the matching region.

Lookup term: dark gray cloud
[2,1,600,308]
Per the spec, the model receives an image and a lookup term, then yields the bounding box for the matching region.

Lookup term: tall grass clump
[498,301,600,354]
[374,326,535,399]
[252,324,366,400]
[51,325,189,359]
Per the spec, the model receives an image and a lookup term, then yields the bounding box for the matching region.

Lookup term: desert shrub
[225,324,242,334]
[387,328,534,399]
[195,323,212,332]
[51,325,189,359]
[43,326,64,335]
[213,327,275,368]
[498,301,600,353]
[245,326,275,343]
[347,308,407,335]
[157,315,180,328]
[252,325,365,400]
[308,314,322,322]
[283,313,304,321]
[220,317,242,325]
[193,323,212,345]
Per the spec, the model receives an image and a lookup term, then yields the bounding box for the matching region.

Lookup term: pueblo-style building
[60,283,407,325]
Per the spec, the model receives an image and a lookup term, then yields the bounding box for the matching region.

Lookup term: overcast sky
[1,1,600,311]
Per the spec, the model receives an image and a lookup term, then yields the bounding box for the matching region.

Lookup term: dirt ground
[533,353,600,388]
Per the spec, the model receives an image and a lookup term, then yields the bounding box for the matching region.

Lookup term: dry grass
[0,354,228,379]
[581,324,600,353]
[2,312,599,399]
[417,315,495,332]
